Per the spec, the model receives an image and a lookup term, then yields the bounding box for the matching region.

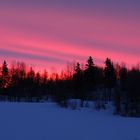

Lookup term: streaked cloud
[0,0,140,71]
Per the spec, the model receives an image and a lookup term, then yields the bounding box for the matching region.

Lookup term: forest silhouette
[0,56,140,117]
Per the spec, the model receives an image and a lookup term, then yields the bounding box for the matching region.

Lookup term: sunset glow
[0,0,140,72]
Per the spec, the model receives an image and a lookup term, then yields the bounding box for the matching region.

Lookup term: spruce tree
[73,62,84,106]
[104,58,116,88]
[84,56,95,91]
[1,60,9,88]
[104,58,116,101]
[120,66,127,91]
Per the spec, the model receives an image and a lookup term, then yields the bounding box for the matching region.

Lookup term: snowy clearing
[0,102,139,140]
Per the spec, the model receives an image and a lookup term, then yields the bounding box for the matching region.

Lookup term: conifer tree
[1,60,9,88]
[84,56,96,91]
[73,62,84,106]
[104,58,116,100]
[120,66,127,91]
[104,58,116,88]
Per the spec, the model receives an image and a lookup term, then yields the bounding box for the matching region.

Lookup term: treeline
[0,57,140,117]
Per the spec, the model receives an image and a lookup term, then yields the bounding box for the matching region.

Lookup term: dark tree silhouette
[73,62,85,107]
[104,58,116,101]
[125,69,140,117]
[84,56,96,93]
[120,66,127,91]
[0,57,139,117]
[1,60,9,89]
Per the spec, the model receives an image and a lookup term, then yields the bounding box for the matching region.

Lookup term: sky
[0,0,140,72]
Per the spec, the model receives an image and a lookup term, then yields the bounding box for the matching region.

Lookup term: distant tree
[93,67,105,110]
[65,61,75,80]
[60,70,65,80]
[84,56,96,91]
[35,72,41,85]
[27,67,35,80]
[50,73,59,81]
[104,58,116,88]
[1,60,9,89]
[75,63,81,74]
[104,58,116,101]
[34,72,42,101]
[42,70,48,85]
[114,64,128,115]
[26,67,35,99]
[86,56,94,68]
[0,66,2,88]
[125,69,140,117]
[119,65,127,91]
[73,62,85,107]
[2,61,8,76]
[41,70,48,98]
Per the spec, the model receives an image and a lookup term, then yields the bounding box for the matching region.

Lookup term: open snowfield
[0,102,139,140]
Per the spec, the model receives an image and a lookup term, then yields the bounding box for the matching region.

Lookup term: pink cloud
[0,5,139,72]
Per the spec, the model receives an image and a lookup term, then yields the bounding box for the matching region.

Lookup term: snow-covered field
[0,102,139,140]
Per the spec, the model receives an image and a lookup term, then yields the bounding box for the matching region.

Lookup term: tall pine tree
[83,56,97,102]
[73,62,85,107]
[104,58,116,101]
[1,60,9,88]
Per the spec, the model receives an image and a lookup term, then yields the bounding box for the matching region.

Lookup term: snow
[0,102,139,140]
